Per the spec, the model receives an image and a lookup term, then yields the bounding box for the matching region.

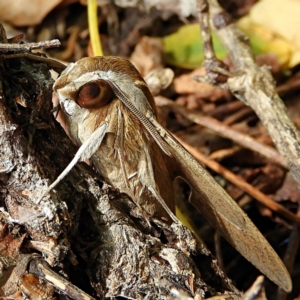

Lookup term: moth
[51,56,291,292]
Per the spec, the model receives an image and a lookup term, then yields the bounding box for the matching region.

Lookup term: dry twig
[157,97,287,169]
[0,39,61,52]
[176,136,300,224]
[198,0,300,188]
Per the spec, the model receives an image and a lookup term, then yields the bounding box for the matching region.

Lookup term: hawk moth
[51,56,291,292]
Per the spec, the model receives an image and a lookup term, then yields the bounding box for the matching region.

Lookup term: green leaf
[163,24,227,69]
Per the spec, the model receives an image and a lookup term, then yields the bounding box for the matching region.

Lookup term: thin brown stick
[0,39,60,52]
[223,107,253,125]
[157,97,287,169]
[197,0,231,84]
[209,100,245,119]
[31,259,96,300]
[209,146,241,160]
[276,78,300,96]
[175,136,300,224]
[188,115,287,168]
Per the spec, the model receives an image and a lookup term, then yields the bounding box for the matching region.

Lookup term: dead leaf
[145,68,174,96]
[273,173,300,204]
[0,0,62,27]
[173,68,231,102]
[238,0,300,68]
[21,273,55,300]
[111,0,197,19]
[242,276,267,300]
[130,36,165,76]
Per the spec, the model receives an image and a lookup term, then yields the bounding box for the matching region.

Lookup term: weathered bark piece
[0,56,75,295]
[85,183,240,298]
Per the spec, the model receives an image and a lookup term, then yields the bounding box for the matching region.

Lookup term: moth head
[53,56,157,117]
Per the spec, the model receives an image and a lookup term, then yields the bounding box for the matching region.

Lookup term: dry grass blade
[160,99,287,169]
[88,0,103,56]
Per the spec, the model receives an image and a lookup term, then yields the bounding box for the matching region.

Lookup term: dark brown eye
[76,80,113,109]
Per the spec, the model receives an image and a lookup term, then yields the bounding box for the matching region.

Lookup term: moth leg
[148,186,178,223]
[38,122,109,202]
[51,104,61,119]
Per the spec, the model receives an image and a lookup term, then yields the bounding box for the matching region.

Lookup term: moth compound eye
[79,82,100,101]
[77,82,101,108]
[76,80,113,109]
